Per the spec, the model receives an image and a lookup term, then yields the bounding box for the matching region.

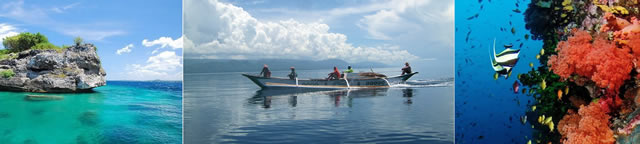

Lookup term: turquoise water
[0,81,182,144]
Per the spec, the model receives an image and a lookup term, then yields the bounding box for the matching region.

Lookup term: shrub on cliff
[74,37,83,46]
[31,43,63,52]
[2,32,49,52]
[0,69,15,78]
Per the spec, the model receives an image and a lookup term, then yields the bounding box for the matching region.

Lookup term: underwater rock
[0,44,106,92]
[24,95,64,101]
[78,111,99,126]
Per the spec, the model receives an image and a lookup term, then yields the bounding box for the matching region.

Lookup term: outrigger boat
[242,72,418,89]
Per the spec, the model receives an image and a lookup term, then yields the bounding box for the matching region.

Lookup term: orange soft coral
[548,30,594,78]
[601,12,631,32]
[558,103,615,144]
[548,29,633,91]
[587,39,633,91]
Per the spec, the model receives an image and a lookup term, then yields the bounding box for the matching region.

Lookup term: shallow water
[184,67,454,143]
[455,0,543,143]
[0,81,182,144]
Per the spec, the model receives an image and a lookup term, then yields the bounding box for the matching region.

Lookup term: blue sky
[184,0,454,76]
[0,0,183,80]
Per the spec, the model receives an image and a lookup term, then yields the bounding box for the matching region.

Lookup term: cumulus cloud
[116,44,133,55]
[357,0,454,44]
[142,36,183,49]
[184,0,418,64]
[0,23,20,49]
[125,51,183,80]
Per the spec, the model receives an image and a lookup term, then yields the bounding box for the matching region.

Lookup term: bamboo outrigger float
[242,72,418,89]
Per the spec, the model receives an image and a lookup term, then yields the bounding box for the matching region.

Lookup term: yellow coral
[562,0,573,11]
[598,5,629,15]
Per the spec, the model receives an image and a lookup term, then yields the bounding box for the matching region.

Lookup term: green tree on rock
[2,32,49,52]
[74,37,83,46]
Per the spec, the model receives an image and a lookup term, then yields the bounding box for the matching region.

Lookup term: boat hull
[242,72,418,89]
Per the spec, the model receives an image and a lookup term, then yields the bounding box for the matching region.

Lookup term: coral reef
[519,1,640,143]
[557,103,615,144]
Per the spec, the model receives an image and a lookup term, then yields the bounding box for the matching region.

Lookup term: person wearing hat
[344,66,354,73]
[259,64,271,78]
[288,67,297,80]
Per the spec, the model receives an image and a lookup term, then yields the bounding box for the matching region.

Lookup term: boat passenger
[401,62,412,75]
[288,67,297,80]
[345,66,354,73]
[260,64,271,78]
[328,67,341,80]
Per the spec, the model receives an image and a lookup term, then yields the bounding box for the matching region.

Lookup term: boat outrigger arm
[242,72,418,89]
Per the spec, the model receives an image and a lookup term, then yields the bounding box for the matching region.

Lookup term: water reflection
[403,88,414,105]
[249,88,390,108]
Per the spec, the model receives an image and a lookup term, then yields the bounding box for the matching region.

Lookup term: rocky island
[0,32,106,92]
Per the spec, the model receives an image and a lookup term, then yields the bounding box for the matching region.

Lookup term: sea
[184,67,454,143]
[0,81,182,144]
[455,0,543,143]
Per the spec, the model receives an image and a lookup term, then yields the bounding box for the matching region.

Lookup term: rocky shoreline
[0,44,106,92]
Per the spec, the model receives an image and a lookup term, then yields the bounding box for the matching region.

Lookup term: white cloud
[116,44,133,55]
[357,0,454,44]
[51,2,80,13]
[142,36,183,49]
[125,51,183,80]
[184,0,418,64]
[0,0,125,41]
[63,29,126,41]
[0,23,20,49]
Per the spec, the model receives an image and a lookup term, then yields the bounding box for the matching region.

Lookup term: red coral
[548,29,633,92]
[558,103,615,144]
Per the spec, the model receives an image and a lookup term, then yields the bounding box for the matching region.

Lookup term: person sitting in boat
[288,67,297,80]
[260,64,271,78]
[327,66,341,80]
[401,62,412,75]
[345,66,354,73]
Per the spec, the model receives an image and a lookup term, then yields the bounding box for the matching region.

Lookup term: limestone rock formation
[0,44,106,92]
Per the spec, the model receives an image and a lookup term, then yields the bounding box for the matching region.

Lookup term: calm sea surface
[184,67,454,144]
[0,81,182,144]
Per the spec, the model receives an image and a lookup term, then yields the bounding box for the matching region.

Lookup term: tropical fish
[527,140,532,144]
[540,49,545,55]
[544,116,552,124]
[529,62,534,67]
[536,54,540,59]
[548,122,555,132]
[532,105,536,111]
[538,115,543,123]
[541,79,547,90]
[558,90,563,100]
[490,38,520,78]
[565,86,569,95]
[520,115,527,124]
[513,9,521,13]
[513,81,520,93]
[511,27,516,34]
